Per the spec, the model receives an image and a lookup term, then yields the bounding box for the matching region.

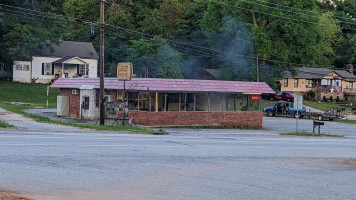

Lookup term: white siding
[80,89,99,120]
[12,61,32,83]
[81,58,98,78]
[32,56,60,83]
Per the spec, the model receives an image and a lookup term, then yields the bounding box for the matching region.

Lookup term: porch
[52,56,89,78]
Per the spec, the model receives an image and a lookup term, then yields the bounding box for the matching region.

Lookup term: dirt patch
[0,191,32,200]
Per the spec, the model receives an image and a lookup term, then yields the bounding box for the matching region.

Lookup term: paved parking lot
[263,116,356,138]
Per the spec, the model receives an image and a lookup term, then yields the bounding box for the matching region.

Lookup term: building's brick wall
[60,88,80,118]
[317,92,344,101]
[129,111,263,128]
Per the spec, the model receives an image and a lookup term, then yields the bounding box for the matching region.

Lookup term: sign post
[294,95,303,133]
[117,62,133,124]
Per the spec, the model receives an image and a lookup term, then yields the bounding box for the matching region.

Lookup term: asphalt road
[1,109,356,200]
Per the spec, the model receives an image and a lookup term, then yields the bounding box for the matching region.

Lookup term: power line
[252,0,356,23]
[0,3,350,69]
[236,0,356,27]
[207,0,356,31]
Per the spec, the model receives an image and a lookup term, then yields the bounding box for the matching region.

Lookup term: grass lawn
[281,132,343,137]
[0,81,59,108]
[0,120,14,128]
[0,81,161,134]
[303,100,352,112]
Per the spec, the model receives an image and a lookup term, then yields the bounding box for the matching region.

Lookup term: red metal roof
[51,78,275,94]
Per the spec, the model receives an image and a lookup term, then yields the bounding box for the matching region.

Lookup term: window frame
[15,64,22,71]
[284,78,288,87]
[294,79,299,88]
[23,65,29,71]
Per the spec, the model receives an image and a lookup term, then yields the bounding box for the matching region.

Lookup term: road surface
[0,109,356,200]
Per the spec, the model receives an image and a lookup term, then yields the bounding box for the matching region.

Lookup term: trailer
[306,108,345,121]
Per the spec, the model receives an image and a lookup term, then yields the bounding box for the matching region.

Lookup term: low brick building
[51,78,274,128]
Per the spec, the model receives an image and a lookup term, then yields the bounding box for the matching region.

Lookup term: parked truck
[264,102,306,118]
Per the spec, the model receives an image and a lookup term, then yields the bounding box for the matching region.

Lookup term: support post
[221,94,224,112]
[164,93,167,112]
[99,0,105,125]
[184,93,187,112]
[137,92,140,111]
[155,92,158,112]
[208,93,210,112]
[149,92,152,112]
[179,93,181,112]
[193,93,196,112]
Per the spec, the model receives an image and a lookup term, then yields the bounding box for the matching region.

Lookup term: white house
[11,41,99,84]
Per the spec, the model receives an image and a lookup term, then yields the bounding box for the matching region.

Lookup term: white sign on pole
[294,95,303,109]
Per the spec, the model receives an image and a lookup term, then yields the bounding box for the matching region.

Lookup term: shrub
[329,96,334,102]
[323,96,328,102]
[336,96,340,102]
[306,90,316,101]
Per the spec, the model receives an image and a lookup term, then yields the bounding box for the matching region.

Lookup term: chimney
[346,64,354,74]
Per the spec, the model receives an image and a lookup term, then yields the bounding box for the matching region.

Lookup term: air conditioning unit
[72,89,79,95]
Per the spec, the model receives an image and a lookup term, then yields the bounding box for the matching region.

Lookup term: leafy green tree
[154,44,184,78]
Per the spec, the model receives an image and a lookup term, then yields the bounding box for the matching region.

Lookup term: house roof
[51,78,275,94]
[52,56,88,64]
[203,69,220,79]
[34,41,99,60]
[285,68,356,81]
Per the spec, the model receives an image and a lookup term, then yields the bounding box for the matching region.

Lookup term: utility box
[57,96,69,117]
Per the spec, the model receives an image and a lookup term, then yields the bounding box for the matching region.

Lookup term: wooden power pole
[99,0,105,125]
[256,54,259,82]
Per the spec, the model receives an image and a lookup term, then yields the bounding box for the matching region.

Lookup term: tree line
[1,0,356,89]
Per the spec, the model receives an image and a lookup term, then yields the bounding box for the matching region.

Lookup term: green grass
[0,81,59,108]
[334,119,356,124]
[281,132,343,137]
[303,100,351,112]
[157,125,257,129]
[0,120,14,128]
[0,81,161,134]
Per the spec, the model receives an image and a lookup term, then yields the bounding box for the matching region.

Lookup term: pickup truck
[263,102,306,118]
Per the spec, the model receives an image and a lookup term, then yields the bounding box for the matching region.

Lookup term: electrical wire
[0,3,350,69]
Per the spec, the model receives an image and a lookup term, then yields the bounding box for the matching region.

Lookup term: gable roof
[203,69,220,79]
[285,68,356,81]
[52,56,88,64]
[51,78,275,94]
[34,41,99,60]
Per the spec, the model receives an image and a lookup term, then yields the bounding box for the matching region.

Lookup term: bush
[329,96,334,102]
[336,96,340,102]
[323,96,328,102]
[306,90,316,101]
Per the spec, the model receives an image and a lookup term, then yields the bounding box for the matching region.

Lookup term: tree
[154,44,183,78]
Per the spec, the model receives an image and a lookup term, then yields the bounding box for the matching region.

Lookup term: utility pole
[99,0,105,125]
[256,54,259,82]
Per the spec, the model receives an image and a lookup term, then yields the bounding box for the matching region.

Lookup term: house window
[79,64,86,75]
[294,79,299,88]
[42,63,52,75]
[15,65,22,71]
[23,65,29,71]
[306,79,316,88]
[284,78,288,87]
[350,82,353,89]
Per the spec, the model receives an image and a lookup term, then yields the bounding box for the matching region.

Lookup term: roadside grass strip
[0,120,14,128]
[281,132,343,137]
[0,103,162,134]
